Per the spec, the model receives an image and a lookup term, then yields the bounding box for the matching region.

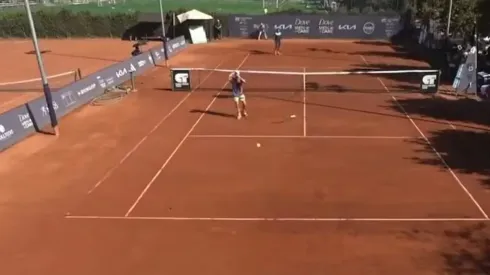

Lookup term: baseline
[65,215,489,222]
[360,55,489,219]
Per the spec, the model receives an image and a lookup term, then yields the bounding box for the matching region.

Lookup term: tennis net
[173,67,441,94]
[0,70,81,93]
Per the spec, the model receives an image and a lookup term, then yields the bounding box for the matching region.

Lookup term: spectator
[131,44,142,57]
[214,19,222,40]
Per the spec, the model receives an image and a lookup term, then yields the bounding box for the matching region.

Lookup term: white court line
[0,93,31,109]
[0,70,75,86]
[65,215,489,222]
[86,58,230,194]
[124,53,251,217]
[0,40,28,45]
[0,70,77,110]
[188,134,420,139]
[360,55,489,219]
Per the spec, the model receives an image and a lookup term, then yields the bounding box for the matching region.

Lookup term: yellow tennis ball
[256,143,261,148]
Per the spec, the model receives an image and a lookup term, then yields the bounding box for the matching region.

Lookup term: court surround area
[1,39,490,275]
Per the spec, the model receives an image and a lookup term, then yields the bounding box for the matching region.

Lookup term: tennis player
[274,29,282,55]
[229,71,248,119]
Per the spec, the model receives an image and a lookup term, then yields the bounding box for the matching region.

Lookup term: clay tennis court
[1,39,490,274]
[0,39,159,113]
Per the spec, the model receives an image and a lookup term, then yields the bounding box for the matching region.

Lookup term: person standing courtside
[258,23,267,40]
[214,19,222,40]
[274,29,282,55]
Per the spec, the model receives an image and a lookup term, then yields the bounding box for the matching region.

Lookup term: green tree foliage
[0,9,138,38]
[477,0,490,34]
[413,0,481,35]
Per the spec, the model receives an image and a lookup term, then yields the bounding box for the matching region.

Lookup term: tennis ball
[290,114,296,118]
[256,143,261,148]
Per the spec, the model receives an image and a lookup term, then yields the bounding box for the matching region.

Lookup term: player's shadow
[25,50,52,55]
[250,50,269,55]
[190,109,235,118]
[307,47,336,53]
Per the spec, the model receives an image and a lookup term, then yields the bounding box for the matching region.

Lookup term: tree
[477,0,490,35]
[414,0,477,36]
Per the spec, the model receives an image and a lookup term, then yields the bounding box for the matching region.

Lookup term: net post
[130,71,137,93]
[198,69,201,89]
[437,70,442,95]
[77,68,82,80]
[302,67,306,92]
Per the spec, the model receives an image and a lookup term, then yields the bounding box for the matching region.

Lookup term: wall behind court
[228,14,402,40]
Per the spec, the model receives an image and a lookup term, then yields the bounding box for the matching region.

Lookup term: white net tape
[172,67,441,93]
[171,67,440,76]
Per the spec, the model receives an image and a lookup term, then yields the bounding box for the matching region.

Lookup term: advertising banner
[228,15,401,40]
[149,36,187,63]
[420,72,440,94]
[166,35,188,57]
[0,37,188,152]
[452,46,477,94]
[171,69,191,91]
[0,104,35,151]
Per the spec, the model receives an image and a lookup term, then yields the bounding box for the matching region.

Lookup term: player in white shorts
[229,71,248,119]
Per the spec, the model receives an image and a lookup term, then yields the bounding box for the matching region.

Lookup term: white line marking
[0,70,75,86]
[65,215,489,222]
[0,70,78,110]
[188,134,420,139]
[360,55,489,219]
[86,58,229,194]
[447,121,457,130]
[124,53,251,217]
[0,40,28,45]
[0,93,31,109]
[359,55,369,65]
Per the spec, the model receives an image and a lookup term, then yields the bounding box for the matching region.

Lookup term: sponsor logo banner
[453,46,477,94]
[149,36,187,62]
[0,37,188,152]
[172,69,191,91]
[0,105,35,151]
[420,73,439,93]
[228,15,401,39]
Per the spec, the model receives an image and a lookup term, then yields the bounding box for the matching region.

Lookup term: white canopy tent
[175,9,213,44]
[177,9,213,23]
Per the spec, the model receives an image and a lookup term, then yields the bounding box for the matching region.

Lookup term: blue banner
[228,15,401,40]
[0,36,188,152]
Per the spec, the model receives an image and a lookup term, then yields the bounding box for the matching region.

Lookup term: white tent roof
[177,9,213,23]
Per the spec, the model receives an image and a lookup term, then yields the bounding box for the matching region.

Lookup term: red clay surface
[0,39,161,113]
[1,39,490,274]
